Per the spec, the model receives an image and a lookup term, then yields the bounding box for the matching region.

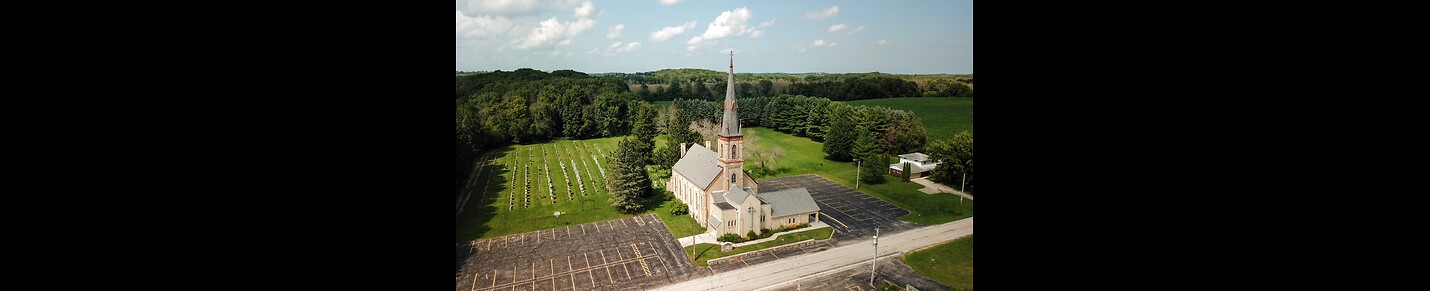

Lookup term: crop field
[846,97,973,142]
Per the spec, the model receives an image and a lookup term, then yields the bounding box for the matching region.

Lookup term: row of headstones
[577,143,597,188]
[586,143,606,179]
[542,145,556,204]
[567,143,587,195]
[507,157,516,211]
[555,144,577,199]
[523,147,531,209]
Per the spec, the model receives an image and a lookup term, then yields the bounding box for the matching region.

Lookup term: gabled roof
[673,144,722,188]
[723,186,751,207]
[898,153,930,162]
[758,188,821,217]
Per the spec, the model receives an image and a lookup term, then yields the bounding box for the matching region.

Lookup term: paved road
[653,217,973,291]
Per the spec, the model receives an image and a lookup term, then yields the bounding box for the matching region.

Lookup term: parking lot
[760,174,920,245]
[454,214,704,291]
[704,174,922,273]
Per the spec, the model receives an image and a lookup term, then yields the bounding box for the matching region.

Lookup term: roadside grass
[903,235,973,290]
[681,227,834,267]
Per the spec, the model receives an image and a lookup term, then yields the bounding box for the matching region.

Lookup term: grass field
[846,97,973,142]
[744,127,973,225]
[456,135,711,243]
[455,137,626,242]
[681,227,834,267]
[652,101,673,110]
[903,235,973,290]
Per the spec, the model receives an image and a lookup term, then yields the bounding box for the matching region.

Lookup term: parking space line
[550,258,556,291]
[585,253,595,288]
[490,267,497,289]
[616,248,632,279]
[568,256,576,291]
[600,250,613,284]
[470,272,478,291]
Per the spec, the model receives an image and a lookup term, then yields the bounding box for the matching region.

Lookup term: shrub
[669,200,688,216]
[759,228,772,239]
[718,233,744,243]
[746,230,758,241]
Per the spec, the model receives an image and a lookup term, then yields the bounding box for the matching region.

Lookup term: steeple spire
[720,51,741,137]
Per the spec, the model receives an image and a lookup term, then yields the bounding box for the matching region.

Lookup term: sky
[456,0,972,74]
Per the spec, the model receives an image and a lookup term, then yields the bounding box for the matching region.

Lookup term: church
[669,52,821,237]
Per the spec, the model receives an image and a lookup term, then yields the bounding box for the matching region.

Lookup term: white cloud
[829,42,838,47]
[798,48,807,53]
[850,26,865,35]
[804,6,839,20]
[659,0,685,6]
[687,7,772,52]
[515,17,596,49]
[460,0,585,17]
[812,39,827,47]
[605,41,642,55]
[456,11,516,38]
[875,39,894,45]
[650,21,696,42]
[550,50,562,57]
[574,0,595,18]
[607,24,625,39]
[828,24,847,33]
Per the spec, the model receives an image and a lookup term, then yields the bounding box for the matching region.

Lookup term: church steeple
[716,51,748,193]
[720,51,741,137]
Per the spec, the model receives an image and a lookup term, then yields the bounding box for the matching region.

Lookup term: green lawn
[455,137,630,242]
[846,97,973,142]
[744,127,973,225]
[903,235,973,290]
[681,227,834,267]
[652,101,673,110]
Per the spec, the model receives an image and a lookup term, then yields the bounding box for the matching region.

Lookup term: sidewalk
[676,221,831,248]
[911,177,973,200]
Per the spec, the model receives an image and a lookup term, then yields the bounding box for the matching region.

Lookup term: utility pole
[855,159,861,190]
[870,227,879,286]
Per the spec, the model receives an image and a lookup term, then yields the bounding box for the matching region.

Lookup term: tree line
[455,69,645,192]
[672,95,927,171]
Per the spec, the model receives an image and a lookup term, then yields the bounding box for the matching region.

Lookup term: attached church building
[669,53,821,237]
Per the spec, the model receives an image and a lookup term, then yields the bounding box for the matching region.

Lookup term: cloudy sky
[456,0,972,74]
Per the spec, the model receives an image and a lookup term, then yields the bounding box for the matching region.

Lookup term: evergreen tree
[822,103,857,161]
[668,81,684,100]
[902,162,912,182]
[853,130,885,184]
[638,83,651,101]
[607,137,651,213]
[628,101,659,165]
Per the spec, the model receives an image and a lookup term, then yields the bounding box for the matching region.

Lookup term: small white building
[889,153,939,178]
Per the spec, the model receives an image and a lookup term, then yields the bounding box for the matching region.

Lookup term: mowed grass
[846,97,973,142]
[903,235,973,290]
[652,101,673,110]
[681,227,834,267]
[744,127,973,225]
[455,137,627,242]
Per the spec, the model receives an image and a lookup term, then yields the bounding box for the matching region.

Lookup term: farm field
[846,97,973,142]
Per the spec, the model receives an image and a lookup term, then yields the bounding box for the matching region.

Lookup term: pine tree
[607,137,650,213]
[822,104,857,161]
[853,130,885,184]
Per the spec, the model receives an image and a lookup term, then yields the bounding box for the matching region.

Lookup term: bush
[759,228,772,239]
[746,230,757,241]
[669,200,688,216]
[718,233,744,243]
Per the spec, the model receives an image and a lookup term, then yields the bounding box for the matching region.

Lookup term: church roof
[758,188,821,218]
[723,186,751,207]
[672,143,722,189]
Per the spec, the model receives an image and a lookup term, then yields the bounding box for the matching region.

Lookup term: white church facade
[669,53,821,236]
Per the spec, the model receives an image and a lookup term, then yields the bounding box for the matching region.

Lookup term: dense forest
[672,95,927,161]
[604,69,971,101]
[455,69,646,191]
